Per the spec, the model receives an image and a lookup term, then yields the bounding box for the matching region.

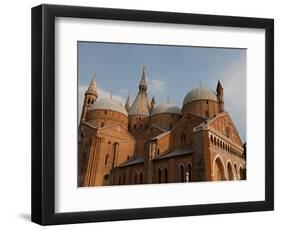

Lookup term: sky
[78,42,246,141]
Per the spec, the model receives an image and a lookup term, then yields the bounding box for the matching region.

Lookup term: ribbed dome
[151,102,182,116]
[183,87,217,106]
[89,98,128,116]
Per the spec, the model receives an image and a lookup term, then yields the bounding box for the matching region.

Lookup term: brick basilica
[78,66,246,187]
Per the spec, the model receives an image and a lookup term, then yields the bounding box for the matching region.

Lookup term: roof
[151,102,182,116]
[155,147,193,160]
[85,75,98,96]
[117,156,144,167]
[128,92,150,116]
[183,86,217,106]
[89,98,128,116]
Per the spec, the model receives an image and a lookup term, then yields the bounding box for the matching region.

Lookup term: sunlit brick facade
[78,66,246,187]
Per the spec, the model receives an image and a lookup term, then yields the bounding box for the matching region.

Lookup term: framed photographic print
[31,4,274,225]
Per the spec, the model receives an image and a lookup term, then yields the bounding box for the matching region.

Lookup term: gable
[97,123,135,141]
[208,112,243,145]
[170,112,206,148]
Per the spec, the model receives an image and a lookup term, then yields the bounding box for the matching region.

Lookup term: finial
[167,95,170,103]
[199,80,202,88]
[142,64,145,73]
[110,91,113,99]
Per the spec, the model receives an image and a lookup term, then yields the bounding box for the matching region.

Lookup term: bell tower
[81,74,98,122]
[216,80,224,112]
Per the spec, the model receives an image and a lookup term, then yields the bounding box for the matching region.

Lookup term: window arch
[210,135,213,143]
[123,174,126,185]
[164,167,168,183]
[180,132,186,142]
[134,172,138,184]
[169,123,173,130]
[105,154,109,166]
[187,164,192,182]
[179,165,185,182]
[158,168,162,183]
[139,171,143,184]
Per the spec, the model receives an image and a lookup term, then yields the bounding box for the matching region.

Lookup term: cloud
[147,78,165,93]
[78,85,126,121]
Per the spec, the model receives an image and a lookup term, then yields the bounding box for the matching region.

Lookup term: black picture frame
[31,4,274,225]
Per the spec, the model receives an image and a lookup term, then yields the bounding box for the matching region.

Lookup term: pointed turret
[216,80,224,112]
[80,74,99,122]
[86,74,98,98]
[125,94,131,112]
[150,96,156,112]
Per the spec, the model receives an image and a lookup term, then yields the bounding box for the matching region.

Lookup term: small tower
[81,74,98,122]
[125,94,131,112]
[216,80,224,112]
[150,96,156,112]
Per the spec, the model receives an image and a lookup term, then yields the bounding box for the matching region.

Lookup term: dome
[151,102,182,116]
[183,87,217,106]
[89,98,128,116]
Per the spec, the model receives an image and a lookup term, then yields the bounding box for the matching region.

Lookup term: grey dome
[183,87,217,106]
[89,98,128,116]
[151,102,182,116]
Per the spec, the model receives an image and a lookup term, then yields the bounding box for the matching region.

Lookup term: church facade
[78,66,246,187]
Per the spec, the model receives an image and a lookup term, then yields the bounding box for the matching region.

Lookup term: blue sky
[78,42,246,141]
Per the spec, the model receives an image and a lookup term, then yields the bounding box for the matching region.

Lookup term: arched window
[210,135,213,143]
[180,165,185,182]
[118,175,121,185]
[181,132,186,142]
[123,174,126,185]
[104,110,107,115]
[101,122,104,127]
[187,164,192,182]
[158,168,162,183]
[169,123,173,130]
[164,167,168,183]
[157,149,160,155]
[105,154,109,166]
[139,171,143,184]
[134,172,138,184]
[91,99,94,104]
[87,98,91,104]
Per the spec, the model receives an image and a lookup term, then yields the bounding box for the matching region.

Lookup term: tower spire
[139,65,147,92]
[216,80,224,112]
[150,96,156,112]
[86,73,98,98]
[125,94,131,112]
[81,73,98,122]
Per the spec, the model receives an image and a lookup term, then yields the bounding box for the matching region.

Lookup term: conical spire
[150,96,156,112]
[129,65,150,116]
[216,80,223,92]
[86,73,98,98]
[125,94,131,111]
[139,65,147,92]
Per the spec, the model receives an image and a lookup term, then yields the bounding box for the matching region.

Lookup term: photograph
[77,42,246,187]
